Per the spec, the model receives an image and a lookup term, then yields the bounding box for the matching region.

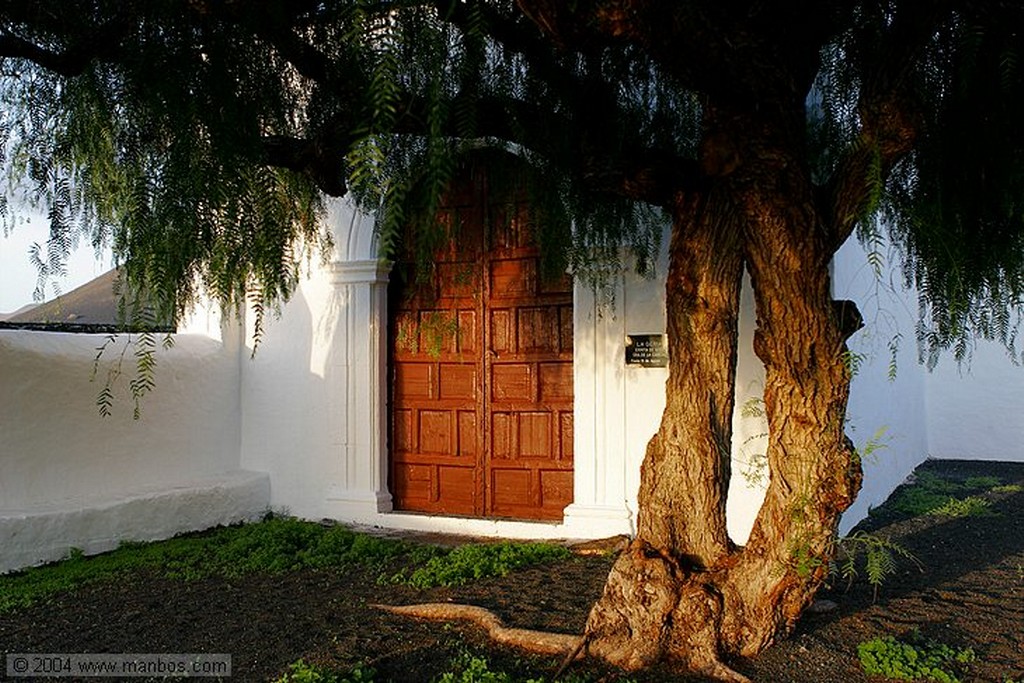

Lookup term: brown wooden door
[389,181,573,520]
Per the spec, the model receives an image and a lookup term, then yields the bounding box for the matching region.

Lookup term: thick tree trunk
[583,108,863,680]
[583,189,746,677]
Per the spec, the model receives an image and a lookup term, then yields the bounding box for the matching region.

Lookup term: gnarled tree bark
[582,104,863,681]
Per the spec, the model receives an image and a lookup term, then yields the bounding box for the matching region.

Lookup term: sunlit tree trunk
[583,106,863,681]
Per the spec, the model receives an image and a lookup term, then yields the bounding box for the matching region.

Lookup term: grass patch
[273,660,376,683]
[0,517,575,614]
[0,517,420,613]
[436,653,544,683]
[392,542,572,589]
[274,653,632,683]
[879,470,1008,519]
[858,631,975,682]
[962,476,1002,490]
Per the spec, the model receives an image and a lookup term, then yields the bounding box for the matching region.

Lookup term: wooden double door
[389,180,574,520]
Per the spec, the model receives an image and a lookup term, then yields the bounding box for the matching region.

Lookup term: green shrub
[858,633,975,682]
[273,660,375,683]
[962,476,1002,489]
[397,542,572,588]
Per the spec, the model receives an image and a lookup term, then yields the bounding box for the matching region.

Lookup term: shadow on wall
[238,274,345,520]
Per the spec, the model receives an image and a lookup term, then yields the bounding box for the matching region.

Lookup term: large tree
[3,1,1023,679]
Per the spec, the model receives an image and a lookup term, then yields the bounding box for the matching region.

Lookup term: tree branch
[820,2,951,249]
[0,12,130,77]
[261,133,349,197]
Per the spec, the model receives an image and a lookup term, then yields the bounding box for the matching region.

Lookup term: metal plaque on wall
[625,334,668,367]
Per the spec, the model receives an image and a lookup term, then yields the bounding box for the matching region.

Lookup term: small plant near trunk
[833,531,919,599]
[857,631,975,682]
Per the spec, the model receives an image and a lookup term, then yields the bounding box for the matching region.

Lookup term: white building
[2,196,1022,573]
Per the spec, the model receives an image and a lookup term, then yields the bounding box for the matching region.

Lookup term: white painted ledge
[0,470,270,574]
[320,499,634,542]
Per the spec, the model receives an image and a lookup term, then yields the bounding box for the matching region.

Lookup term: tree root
[696,661,752,683]
[374,603,583,657]
[376,602,750,682]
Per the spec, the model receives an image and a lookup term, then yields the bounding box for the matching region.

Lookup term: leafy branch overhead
[1,2,1021,359]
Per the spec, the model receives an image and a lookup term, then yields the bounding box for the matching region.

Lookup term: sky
[0,212,111,314]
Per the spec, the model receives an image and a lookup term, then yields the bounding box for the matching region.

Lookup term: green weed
[434,652,624,683]
[885,477,958,517]
[436,654,544,683]
[962,476,1002,489]
[858,632,975,682]
[834,532,918,599]
[394,542,572,589]
[274,653,631,683]
[880,470,1004,519]
[929,496,992,518]
[273,660,375,683]
[992,484,1023,494]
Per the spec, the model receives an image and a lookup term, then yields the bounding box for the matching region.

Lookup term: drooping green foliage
[1,3,328,329]
[882,5,1024,365]
[2,0,1024,362]
[0,1,691,330]
[811,3,1024,365]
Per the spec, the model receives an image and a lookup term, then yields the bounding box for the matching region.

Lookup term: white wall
[239,200,392,523]
[832,237,930,531]
[570,239,770,545]
[925,341,1024,462]
[238,268,344,518]
[0,317,269,572]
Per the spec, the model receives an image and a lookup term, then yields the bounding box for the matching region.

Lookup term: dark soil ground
[2,459,1023,683]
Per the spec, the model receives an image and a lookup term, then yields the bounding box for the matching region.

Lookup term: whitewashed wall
[925,341,1024,462]
[0,313,268,573]
[832,238,931,532]
[238,201,392,524]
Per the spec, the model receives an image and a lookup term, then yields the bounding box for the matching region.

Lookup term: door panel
[389,179,573,520]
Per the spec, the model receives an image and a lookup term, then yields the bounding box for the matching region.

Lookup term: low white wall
[1,471,269,573]
[0,323,268,572]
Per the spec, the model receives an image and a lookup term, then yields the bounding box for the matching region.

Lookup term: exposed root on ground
[377,601,751,682]
[696,661,751,683]
[374,603,583,657]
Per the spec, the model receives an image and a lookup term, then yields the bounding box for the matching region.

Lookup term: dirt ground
[1,459,1022,682]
